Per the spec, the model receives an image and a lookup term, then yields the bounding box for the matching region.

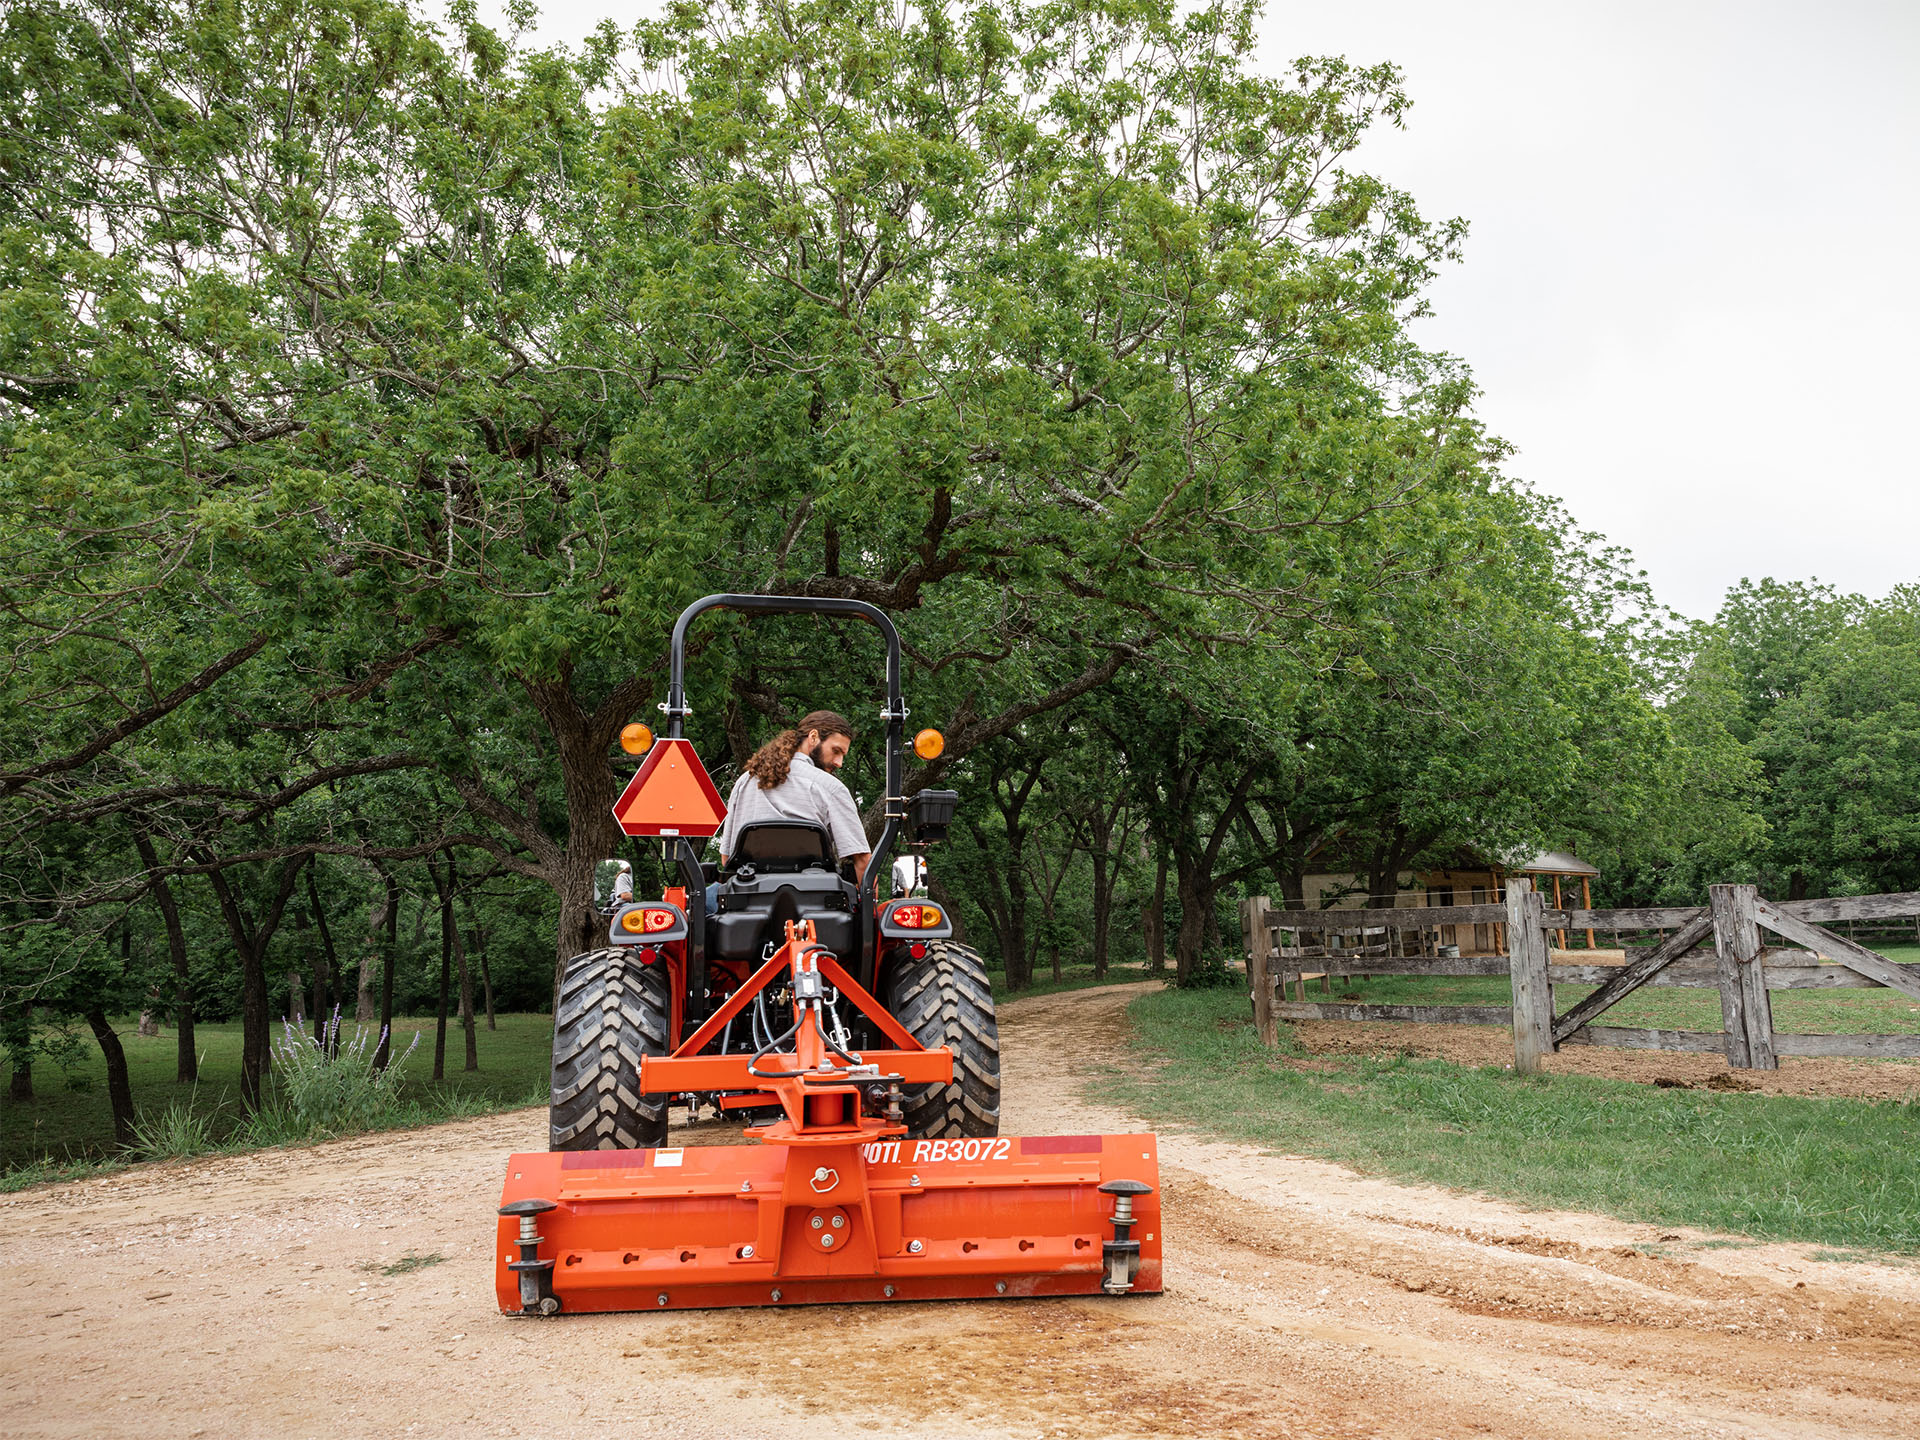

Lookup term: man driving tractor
[717,709,872,883]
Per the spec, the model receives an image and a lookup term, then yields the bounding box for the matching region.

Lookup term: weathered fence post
[1709,883,1776,1070]
[1506,877,1553,1074]
[1239,896,1277,1048]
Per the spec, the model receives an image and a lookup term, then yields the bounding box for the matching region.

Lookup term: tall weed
[132,1096,217,1159]
[246,1009,420,1143]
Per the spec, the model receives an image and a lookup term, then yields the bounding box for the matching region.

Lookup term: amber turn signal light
[620,907,677,934]
[619,722,654,755]
[913,728,944,760]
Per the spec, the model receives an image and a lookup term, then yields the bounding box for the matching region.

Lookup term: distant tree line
[1595,580,1920,907]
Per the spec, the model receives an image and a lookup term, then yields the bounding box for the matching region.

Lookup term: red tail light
[621,907,679,935]
[890,904,944,929]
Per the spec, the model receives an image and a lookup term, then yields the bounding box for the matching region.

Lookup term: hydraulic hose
[747,1017,806,1079]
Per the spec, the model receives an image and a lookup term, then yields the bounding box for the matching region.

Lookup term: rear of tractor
[496,595,1160,1314]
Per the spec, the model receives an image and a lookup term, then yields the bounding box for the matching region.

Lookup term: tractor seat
[728,821,836,875]
[714,822,856,959]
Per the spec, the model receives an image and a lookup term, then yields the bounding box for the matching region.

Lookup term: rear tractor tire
[884,939,1001,1138]
[550,948,670,1150]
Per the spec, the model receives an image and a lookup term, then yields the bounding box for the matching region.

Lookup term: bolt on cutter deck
[499,919,1161,1313]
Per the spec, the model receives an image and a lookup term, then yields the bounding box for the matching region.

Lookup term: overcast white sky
[490,1,1919,619]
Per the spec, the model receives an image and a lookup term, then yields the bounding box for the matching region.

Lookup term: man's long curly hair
[743,710,855,790]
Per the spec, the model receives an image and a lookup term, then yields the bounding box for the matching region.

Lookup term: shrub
[1176,952,1243,989]
[245,1009,420,1143]
[132,1097,217,1159]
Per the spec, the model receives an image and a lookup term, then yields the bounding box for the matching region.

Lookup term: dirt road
[8,984,1918,1439]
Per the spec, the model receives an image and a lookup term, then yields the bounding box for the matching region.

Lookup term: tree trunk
[433,951,450,1082]
[200,861,267,1111]
[1026,845,1070,985]
[305,865,340,1048]
[1003,863,1032,991]
[985,753,1045,992]
[132,827,196,1082]
[450,861,478,1070]
[126,929,155,1042]
[459,938,478,1072]
[1366,826,1413,911]
[1278,862,1306,911]
[1089,846,1112,980]
[525,678,630,1005]
[85,1010,136,1150]
[926,872,966,946]
[459,893,496,1030]
[995,875,1031,990]
[374,871,400,1070]
[553,842,612,999]
[962,821,1019,978]
[363,864,396,1044]
[4,995,30,1100]
[1006,892,1031,989]
[406,888,431,952]
[285,968,304,1026]
[1172,851,1211,984]
[433,873,451,1082]
[203,851,309,1110]
[430,854,479,1072]
[1143,843,1168,974]
[356,895,377,1022]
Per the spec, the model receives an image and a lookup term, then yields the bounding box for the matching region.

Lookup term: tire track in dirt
[4,982,1917,1438]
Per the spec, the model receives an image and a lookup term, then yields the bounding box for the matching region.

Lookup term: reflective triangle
[612,738,727,838]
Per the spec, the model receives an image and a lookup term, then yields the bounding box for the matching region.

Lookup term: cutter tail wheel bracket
[1098,1178,1153,1294]
[499,917,1162,1314]
[499,1198,562,1317]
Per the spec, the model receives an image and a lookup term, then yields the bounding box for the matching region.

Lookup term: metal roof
[1517,850,1600,877]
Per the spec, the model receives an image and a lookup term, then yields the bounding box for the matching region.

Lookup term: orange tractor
[496,594,1161,1314]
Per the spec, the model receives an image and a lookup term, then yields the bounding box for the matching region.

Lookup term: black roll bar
[663,594,909,997]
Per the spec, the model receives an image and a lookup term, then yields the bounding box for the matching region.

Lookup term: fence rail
[1238,882,1920,1072]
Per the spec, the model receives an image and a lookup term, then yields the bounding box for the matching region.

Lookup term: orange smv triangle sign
[612,738,728,838]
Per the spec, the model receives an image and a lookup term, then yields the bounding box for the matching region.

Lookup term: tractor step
[496,1132,1161,1313]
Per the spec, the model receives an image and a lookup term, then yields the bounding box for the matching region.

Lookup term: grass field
[1108,986,1920,1256]
[1,1013,555,1180]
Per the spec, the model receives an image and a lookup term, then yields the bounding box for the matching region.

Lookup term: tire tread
[549,948,670,1150]
[884,940,1001,1138]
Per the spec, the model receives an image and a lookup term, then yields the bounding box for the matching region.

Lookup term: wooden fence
[1238,880,1920,1073]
